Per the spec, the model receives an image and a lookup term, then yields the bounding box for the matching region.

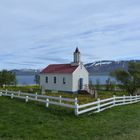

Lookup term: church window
[46,76,48,83]
[63,77,66,84]
[54,76,56,84]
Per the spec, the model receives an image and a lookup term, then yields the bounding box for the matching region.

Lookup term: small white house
[40,48,89,93]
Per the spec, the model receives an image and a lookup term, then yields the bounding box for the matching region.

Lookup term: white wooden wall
[72,64,89,92]
[40,73,73,92]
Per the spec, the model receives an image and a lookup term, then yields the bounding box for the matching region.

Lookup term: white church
[40,48,89,93]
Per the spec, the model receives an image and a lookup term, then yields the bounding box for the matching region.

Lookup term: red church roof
[41,64,78,74]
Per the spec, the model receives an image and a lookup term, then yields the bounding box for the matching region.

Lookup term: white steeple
[71,47,81,66]
[74,47,81,63]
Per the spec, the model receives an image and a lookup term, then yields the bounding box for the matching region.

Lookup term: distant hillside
[10,69,40,75]
[10,60,140,76]
[85,60,140,75]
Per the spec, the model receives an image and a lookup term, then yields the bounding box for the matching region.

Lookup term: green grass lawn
[0,96,140,140]
[0,85,40,93]
[44,90,127,105]
[0,86,127,104]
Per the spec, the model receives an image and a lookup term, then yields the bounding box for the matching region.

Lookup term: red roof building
[41,64,78,74]
[40,48,89,93]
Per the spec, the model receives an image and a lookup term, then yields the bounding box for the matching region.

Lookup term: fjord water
[16,75,36,85]
[16,74,116,85]
[89,75,116,85]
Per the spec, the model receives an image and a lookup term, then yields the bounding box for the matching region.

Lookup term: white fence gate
[0,90,140,116]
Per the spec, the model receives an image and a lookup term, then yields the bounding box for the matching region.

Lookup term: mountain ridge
[85,60,140,75]
[10,60,140,75]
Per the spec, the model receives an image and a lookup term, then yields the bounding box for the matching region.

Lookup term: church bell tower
[71,47,81,66]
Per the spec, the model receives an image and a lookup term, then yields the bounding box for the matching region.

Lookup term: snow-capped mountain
[10,60,140,76]
[85,60,140,75]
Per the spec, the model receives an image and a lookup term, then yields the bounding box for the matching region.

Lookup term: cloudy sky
[0,0,140,70]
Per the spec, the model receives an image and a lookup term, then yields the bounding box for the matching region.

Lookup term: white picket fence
[0,90,140,116]
[0,90,78,114]
[77,94,140,115]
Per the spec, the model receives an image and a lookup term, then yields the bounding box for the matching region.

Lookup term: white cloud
[0,0,140,69]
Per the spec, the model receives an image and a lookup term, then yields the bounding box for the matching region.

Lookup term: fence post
[130,94,132,103]
[35,92,38,100]
[97,98,101,112]
[123,95,125,104]
[113,95,116,106]
[136,95,138,102]
[5,89,7,95]
[46,98,49,107]
[0,92,2,96]
[18,90,20,96]
[59,95,62,103]
[25,96,29,102]
[74,98,78,116]
[11,93,14,99]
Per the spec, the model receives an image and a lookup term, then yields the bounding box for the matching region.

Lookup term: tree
[35,74,40,84]
[105,78,111,91]
[105,78,116,91]
[0,70,16,87]
[95,79,100,90]
[110,62,140,95]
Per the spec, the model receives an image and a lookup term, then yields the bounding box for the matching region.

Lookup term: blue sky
[0,0,140,70]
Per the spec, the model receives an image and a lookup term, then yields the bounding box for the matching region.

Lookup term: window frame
[46,76,48,83]
[63,77,66,84]
[54,76,56,84]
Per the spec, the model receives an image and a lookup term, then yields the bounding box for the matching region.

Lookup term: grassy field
[0,85,40,93]
[0,96,140,140]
